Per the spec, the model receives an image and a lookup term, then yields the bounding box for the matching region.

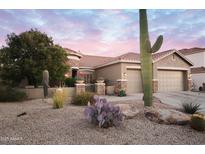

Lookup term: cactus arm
[151,35,163,53]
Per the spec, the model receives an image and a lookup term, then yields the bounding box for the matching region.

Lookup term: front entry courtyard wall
[19,87,75,102]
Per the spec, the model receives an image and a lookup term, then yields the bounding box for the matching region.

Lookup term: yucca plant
[190,113,205,131]
[182,103,201,114]
[53,88,65,109]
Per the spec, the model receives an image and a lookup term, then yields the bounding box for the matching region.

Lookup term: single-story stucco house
[65,48,193,94]
[179,47,205,91]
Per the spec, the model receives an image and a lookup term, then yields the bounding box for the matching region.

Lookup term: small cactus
[139,9,163,106]
[43,70,49,98]
[190,113,205,131]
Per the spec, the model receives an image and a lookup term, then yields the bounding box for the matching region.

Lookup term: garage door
[158,70,184,92]
[127,69,143,93]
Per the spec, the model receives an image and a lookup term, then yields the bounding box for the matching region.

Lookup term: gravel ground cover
[0,99,205,145]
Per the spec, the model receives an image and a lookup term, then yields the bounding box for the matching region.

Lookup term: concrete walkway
[100,93,143,103]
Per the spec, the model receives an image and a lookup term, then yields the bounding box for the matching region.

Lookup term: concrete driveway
[154,91,205,114]
[101,91,205,113]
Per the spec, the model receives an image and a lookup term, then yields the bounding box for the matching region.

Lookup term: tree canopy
[0,29,69,87]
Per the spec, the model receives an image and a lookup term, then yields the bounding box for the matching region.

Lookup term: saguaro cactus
[139,9,163,106]
[43,70,49,98]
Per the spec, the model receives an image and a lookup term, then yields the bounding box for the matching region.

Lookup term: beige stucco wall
[95,63,122,82]
[121,62,141,73]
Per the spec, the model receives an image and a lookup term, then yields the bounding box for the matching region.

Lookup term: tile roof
[179,47,205,55]
[116,52,140,61]
[66,59,80,67]
[108,49,174,62]
[93,49,193,68]
[66,48,192,68]
[79,54,114,67]
[191,67,205,74]
[152,49,174,61]
[64,48,83,58]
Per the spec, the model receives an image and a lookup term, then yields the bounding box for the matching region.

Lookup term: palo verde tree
[0,29,69,87]
[139,9,163,106]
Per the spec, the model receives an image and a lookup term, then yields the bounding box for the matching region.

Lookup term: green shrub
[118,89,126,97]
[73,92,94,106]
[53,88,65,109]
[64,77,76,87]
[0,86,27,102]
[182,102,201,114]
[190,113,205,131]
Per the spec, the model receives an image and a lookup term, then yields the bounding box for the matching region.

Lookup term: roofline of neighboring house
[94,49,193,69]
[179,47,205,55]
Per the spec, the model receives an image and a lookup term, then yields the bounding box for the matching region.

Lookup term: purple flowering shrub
[84,95,123,128]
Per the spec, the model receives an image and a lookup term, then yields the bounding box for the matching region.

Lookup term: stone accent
[152,79,158,93]
[144,107,191,125]
[115,79,128,94]
[187,79,192,91]
[75,83,85,95]
[95,82,105,95]
[116,104,140,119]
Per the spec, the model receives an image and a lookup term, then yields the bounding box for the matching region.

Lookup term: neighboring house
[65,48,193,94]
[179,47,205,91]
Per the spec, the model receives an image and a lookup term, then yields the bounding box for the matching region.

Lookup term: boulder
[116,104,140,119]
[144,107,191,125]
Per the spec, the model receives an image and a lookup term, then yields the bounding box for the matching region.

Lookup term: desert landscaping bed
[0,99,205,145]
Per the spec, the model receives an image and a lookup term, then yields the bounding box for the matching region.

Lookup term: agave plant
[182,102,201,114]
[84,95,123,128]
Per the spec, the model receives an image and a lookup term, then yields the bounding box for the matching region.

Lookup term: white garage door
[158,70,184,92]
[127,69,143,93]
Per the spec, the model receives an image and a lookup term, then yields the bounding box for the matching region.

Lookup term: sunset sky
[0,9,205,56]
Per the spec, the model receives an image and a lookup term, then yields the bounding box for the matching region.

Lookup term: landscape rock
[144,107,191,125]
[116,104,140,119]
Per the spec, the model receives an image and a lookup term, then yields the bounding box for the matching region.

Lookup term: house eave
[153,49,194,66]
[94,60,141,69]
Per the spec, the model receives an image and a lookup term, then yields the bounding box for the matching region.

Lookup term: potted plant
[97,77,104,83]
